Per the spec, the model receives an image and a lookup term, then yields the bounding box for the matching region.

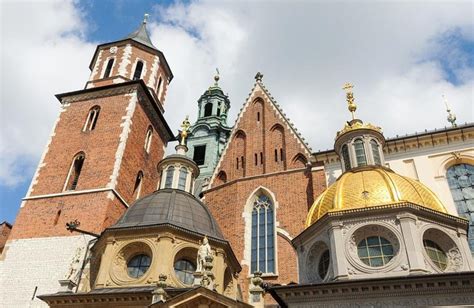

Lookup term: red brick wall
[204,169,326,299]
[0,223,12,253]
[204,86,327,300]
[214,89,311,183]
[9,192,126,240]
[115,98,166,202]
[12,86,169,240]
[89,43,170,107]
[30,94,130,196]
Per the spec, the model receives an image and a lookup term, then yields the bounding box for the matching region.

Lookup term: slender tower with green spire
[186,71,232,194]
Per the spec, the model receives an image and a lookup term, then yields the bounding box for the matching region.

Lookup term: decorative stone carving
[305,241,331,283]
[196,235,212,273]
[64,247,84,283]
[447,247,463,271]
[110,241,153,285]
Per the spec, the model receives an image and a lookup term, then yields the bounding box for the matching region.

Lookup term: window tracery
[251,194,275,274]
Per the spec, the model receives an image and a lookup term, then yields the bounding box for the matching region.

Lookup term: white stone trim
[107,92,138,190]
[118,44,132,77]
[23,187,129,208]
[147,56,160,89]
[89,49,104,81]
[25,103,70,200]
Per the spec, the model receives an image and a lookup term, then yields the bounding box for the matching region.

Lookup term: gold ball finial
[342,83,357,120]
[442,95,457,127]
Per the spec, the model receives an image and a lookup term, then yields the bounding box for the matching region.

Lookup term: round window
[174,259,196,285]
[127,254,151,278]
[318,250,330,279]
[423,240,447,271]
[357,236,394,267]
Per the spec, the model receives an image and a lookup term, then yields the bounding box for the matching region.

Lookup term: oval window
[127,254,151,278]
[423,239,447,270]
[357,236,394,267]
[174,259,196,285]
[318,250,330,279]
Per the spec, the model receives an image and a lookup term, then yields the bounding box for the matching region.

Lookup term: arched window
[370,140,381,165]
[164,166,175,188]
[341,144,351,170]
[257,112,260,122]
[178,167,188,191]
[260,152,263,165]
[274,149,278,162]
[133,171,143,200]
[132,60,144,80]
[241,156,245,169]
[204,103,213,117]
[157,76,163,94]
[103,58,114,78]
[251,194,275,273]
[447,163,474,251]
[280,148,284,161]
[83,106,100,132]
[217,104,221,116]
[144,126,153,153]
[354,139,367,166]
[65,153,85,191]
[254,153,258,166]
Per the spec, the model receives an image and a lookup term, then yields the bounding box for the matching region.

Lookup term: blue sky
[1,0,473,224]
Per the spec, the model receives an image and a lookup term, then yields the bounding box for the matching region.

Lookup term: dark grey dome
[110,189,224,240]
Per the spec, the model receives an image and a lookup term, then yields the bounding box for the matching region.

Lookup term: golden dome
[306,166,447,227]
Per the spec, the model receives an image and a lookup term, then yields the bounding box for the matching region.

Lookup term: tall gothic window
[251,194,275,274]
[144,126,153,153]
[447,163,474,251]
[370,140,381,165]
[133,60,144,80]
[83,106,100,132]
[354,139,367,167]
[341,144,351,171]
[65,153,85,191]
[178,168,188,191]
[164,166,175,188]
[103,58,114,78]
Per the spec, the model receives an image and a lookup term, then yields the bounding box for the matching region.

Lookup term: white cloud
[150,0,473,154]
[1,0,473,188]
[0,0,94,186]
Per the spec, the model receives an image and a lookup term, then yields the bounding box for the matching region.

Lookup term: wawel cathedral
[1,17,473,308]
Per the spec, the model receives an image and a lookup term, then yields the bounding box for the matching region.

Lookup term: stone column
[328,222,349,280]
[249,271,265,308]
[397,213,427,274]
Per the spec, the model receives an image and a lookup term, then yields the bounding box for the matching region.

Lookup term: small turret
[157,117,200,193]
[334,83,385,172]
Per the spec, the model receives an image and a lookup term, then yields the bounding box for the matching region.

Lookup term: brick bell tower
[0,16,174,307]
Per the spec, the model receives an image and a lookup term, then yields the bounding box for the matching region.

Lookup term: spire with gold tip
[443,95,457,127]
[175,115,191,155]
[336,83,382,138]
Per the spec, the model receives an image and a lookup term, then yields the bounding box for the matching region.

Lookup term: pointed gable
[209,74,312,187]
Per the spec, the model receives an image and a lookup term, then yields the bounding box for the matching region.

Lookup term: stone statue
[196,235,212,272]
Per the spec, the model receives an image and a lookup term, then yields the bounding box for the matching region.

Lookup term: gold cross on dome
[342,83,353,92]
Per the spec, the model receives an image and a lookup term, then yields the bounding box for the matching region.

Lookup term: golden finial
[342,82,357,120]
[214,68,220,86]
[180,115,191,145]
[442,95,457,127]
[143,13,149,24]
